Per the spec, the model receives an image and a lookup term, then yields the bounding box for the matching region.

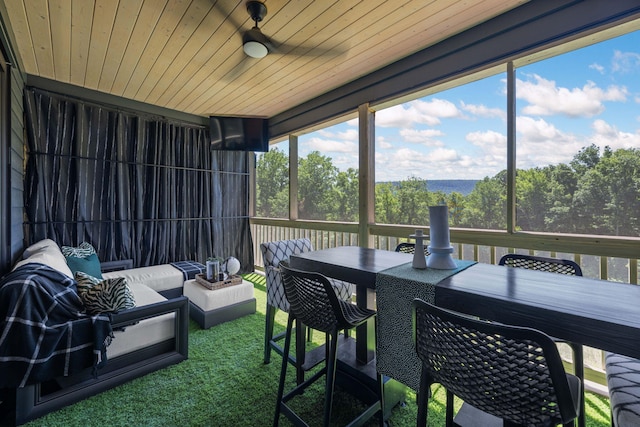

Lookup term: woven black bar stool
[413,298,582,427]
[260,239,354,385]
[273,263,383,427]
[394,242,430,256]
[499,253,586,427]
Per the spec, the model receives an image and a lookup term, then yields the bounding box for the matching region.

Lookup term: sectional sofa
[0,240,190,426]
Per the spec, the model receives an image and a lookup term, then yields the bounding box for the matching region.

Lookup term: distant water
[427,180,478,196]
[380,179,479,196]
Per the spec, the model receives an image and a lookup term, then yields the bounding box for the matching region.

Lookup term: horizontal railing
[250,217,640,390]
[252,218,639,282]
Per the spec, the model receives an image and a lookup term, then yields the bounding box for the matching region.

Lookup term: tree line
[256,145,640,237]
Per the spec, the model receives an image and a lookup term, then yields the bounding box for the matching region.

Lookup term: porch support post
[249,153,256,217]
[358,103,375,248]
[506,62,516,233]
[289,134,298,221]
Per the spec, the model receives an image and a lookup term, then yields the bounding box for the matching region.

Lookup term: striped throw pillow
[61,242,97,258]
[75,271,136,315]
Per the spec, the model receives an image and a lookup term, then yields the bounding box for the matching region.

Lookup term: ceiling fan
[242,1,272,59]
[238,1,347,60]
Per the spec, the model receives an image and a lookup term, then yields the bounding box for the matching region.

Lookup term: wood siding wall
[9,65,24,265]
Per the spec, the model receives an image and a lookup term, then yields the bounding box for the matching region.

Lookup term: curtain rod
[26,86,208,130]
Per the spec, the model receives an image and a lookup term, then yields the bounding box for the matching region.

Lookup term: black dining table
[289,245,640,368]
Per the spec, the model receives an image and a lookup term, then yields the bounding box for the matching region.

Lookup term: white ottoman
[183,279,256,329]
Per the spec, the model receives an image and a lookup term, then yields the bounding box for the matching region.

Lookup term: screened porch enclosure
[251,11,640,392]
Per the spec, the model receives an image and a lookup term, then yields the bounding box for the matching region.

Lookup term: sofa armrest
[8,296,190,426]
[102,259,134,272]
[111,296,189,357]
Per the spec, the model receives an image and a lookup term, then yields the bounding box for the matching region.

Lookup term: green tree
[516,168,552,231]
[575,148,640,236]
[446,192,466,227]
[461,173,506,229]
[397,176,431,225]
[569,146,640,236]
[599,148,640,236]
[298,151,339,220]
[570,144,603,176]
[546,163,579,233]
[375,182,400,224]
[331,167,359,222]
[255,147,289,218]
[572,168,610,234]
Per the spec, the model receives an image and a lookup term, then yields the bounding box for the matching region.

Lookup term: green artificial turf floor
[21,272,612,426]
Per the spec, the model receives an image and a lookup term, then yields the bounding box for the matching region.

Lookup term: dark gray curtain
[23,88,254,272]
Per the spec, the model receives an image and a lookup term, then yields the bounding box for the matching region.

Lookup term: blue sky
[268,25,640,181]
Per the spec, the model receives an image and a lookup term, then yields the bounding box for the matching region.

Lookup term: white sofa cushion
[103,264,184,293]
[106,282,175,359]
[13,239,73,278]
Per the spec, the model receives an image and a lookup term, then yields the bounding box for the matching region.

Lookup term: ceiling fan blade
[268,39,348,58]
[221,55,253,82]
[211,1,246,31]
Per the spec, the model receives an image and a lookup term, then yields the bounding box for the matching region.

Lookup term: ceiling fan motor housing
[246,1,267,23]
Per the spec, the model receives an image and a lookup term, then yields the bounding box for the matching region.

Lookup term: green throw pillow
[62,242,103,278]
[75,271,136,315]
[66,253,103,279]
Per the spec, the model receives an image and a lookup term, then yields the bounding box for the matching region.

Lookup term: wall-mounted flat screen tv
[209,116,269,152]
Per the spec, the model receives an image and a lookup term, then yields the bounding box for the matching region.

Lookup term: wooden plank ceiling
[3,0,527,118]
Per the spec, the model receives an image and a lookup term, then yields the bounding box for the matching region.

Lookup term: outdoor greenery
[21,274,612,427]
[256,145,640,236]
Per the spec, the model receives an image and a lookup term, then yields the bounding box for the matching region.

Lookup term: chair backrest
[412,299,579,426]
[395,242,430,256]
[498,253,582,276]
[260,239,313,311]
[279,263,344,333]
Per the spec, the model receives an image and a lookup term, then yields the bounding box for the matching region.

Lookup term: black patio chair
[260,238,353,385]
[413,298,582,427]
[274,263,383,427]
[498,253,585,427]
[395,242,430,256]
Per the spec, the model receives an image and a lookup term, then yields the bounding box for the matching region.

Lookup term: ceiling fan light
[243,40,268,58]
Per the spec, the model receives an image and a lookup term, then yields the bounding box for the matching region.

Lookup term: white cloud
[465,130,506,159]
[376,98,462,127]
[399,128,444,146]
[516,74,627,117]
[318,128,358,141]
[375,147,432,180]
[460,101,506,120]
[588,119,640,150]
[377,135,393,149]
[429,147,458,162]
[333,154,358,170]
[589,63,605,74]
[462,130,507,171]
[516,116,569,142]
[374,143,505,181]
[412,98,461,121]
[611,50,640,74]
[514,116,583,168]
[304,136,357,154]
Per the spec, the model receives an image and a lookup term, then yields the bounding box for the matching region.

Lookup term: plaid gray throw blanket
[0,263,113,388]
